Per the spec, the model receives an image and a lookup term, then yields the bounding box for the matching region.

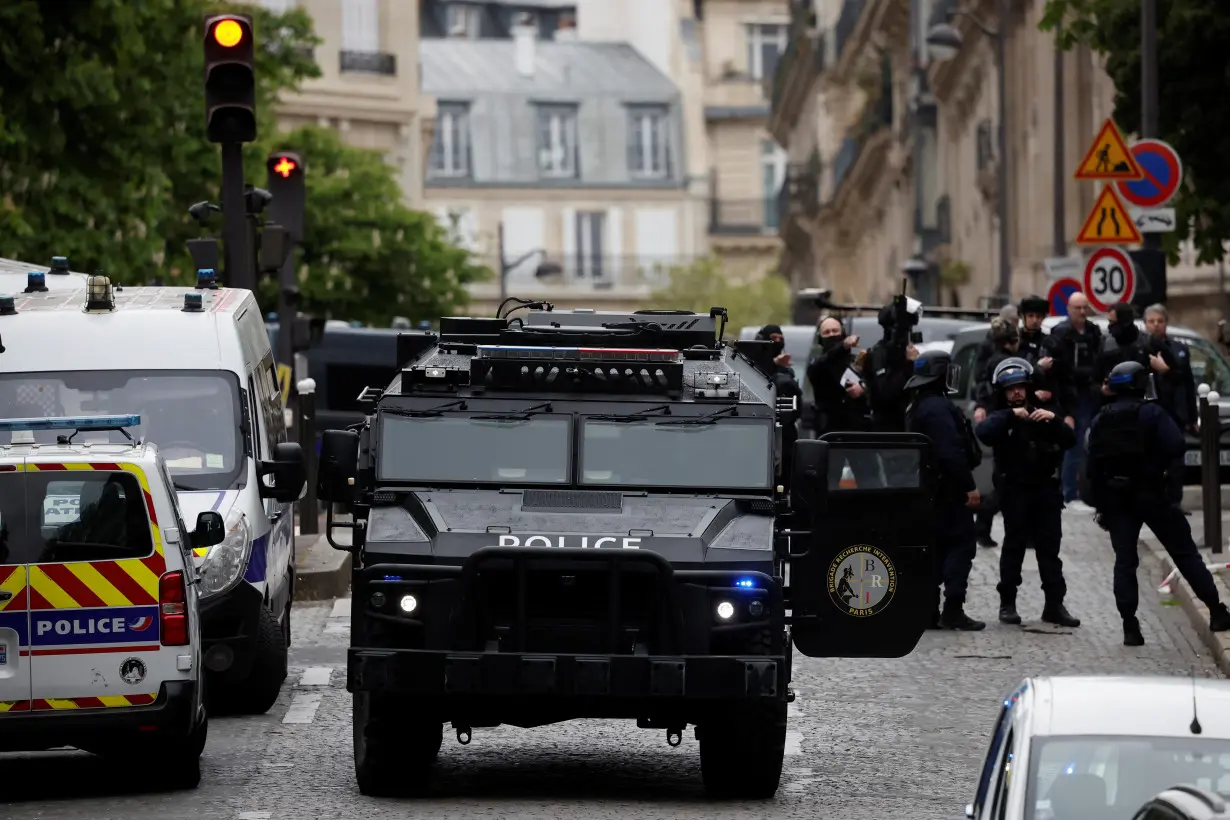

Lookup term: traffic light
[266,151,305,241]
[204,14,256,143]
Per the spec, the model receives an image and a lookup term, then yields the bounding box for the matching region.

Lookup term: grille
[521,489,622,511]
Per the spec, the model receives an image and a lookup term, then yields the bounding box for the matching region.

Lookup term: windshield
[581,418,772,489]
[0,370,244,491]
[1026,734,1230,820]
[1178,337,1230,397]
[377,414,571,483]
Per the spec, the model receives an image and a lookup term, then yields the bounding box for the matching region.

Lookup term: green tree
[1040,0,1230,264]
[651,257,792,338]
[251,126,490,326]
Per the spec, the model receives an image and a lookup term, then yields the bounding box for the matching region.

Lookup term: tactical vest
[1088,401,1157,494]
[906,395,982,470]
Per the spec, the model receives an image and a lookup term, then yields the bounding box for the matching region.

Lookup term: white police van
[0,414,222,788]
[0,257,90,294]
[0,274,307,714]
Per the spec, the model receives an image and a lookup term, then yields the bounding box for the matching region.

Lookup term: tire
[353,692,443,797]
[697,700,787,799]
[220,606,288,715]
[152,711,207,790]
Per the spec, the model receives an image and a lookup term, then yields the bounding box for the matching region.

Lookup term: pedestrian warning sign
[1075,118,1143,180]
[1076,183,1143,246]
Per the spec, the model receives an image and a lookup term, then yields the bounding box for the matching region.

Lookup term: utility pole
[1052,32,1066,256]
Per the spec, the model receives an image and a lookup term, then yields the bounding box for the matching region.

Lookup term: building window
[429,103,471,178]
[746,24,788,80]
[259,0,294,11]
[627,106,670,179]
[576,211,606,278]
[342,0,380,53]
[536,105,578,179]
[447,3,481,38]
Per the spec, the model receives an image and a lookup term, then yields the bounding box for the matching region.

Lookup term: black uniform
[757,325,802,484]
[807,334,879,488]
[974,357,1080,628]
[1094,303,1151,390]
[1016,295,1072,416]
[905,350,985,631]
[1050,316,1104,502]
[1143,332,1198,430]
[866,304,921,488]
[1086,360,1230,646]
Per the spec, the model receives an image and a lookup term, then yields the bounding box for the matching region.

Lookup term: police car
[0,275,307,715]
[0,414,223,788]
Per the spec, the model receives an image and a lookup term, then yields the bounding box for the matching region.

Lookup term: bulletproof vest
[1088,402,1155,492]
[867,344,908,427]
[906,394,982,470]
[1068,327,1099,382]
[995,409,1064,483]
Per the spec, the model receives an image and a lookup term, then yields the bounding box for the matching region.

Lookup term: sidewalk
[293,510,352,602]
[1140,508,1230,675]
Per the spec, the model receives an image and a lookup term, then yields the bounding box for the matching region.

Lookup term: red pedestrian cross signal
[273,157,298,178]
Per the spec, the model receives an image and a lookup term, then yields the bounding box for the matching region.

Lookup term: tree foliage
[1040,0,1230,264]
[0,0,487,324]
[651,258,792,338]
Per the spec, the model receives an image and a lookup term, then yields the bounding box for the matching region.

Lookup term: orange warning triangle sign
[1075,118,1143,180]
[1076,184,1142,245]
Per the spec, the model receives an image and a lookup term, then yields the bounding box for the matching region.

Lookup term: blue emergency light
[0,414,141,433]
[734,577,756,589]
[24,271,47,293]
[196,268,218,290]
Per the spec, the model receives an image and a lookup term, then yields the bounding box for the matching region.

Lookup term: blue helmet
[991,357,1033,390]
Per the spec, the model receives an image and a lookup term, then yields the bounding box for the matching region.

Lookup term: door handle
[0,591,11,602]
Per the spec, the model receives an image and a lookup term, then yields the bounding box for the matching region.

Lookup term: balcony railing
[834,0,868,64]
[467,255,697,294]
[709,198,780,235]
[340,50,397,76]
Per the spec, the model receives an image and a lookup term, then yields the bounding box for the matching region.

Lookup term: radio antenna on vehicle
[1190,665,1203,735]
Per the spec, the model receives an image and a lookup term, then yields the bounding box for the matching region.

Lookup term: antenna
[1190,666,1203,735]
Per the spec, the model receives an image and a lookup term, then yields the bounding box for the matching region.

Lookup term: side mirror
[318,429,360,503]
[790,438,829,513]
[190,510,225,549]
[258,441,306,503]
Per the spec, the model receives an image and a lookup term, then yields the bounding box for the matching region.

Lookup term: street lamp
[496,221,564,302]
[926,0,1011,306]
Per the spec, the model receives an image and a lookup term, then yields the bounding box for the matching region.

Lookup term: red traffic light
[212,18,244,48]
[273,157,298,178]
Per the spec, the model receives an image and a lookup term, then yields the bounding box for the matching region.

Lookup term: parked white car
[969,676,1230,820]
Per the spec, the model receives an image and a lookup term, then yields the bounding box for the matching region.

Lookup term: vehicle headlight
[197,508,252,599]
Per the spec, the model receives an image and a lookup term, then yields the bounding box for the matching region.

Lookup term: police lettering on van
[495,534,642,549]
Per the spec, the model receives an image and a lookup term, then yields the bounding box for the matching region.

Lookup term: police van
[0,414,223,788]
[0,275,307,714]
[0,257,90,294]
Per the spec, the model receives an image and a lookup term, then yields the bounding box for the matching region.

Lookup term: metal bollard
[1198,383,1222,553]
[297,377,319,536]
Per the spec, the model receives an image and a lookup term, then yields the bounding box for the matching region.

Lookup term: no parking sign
[1047,278,1082,317]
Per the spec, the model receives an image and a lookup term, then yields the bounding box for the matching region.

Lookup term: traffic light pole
[221,142,253,290]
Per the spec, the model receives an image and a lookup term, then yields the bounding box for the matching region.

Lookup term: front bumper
[349,547,785,704]
[0,681,198,752]
[200,579,263,680]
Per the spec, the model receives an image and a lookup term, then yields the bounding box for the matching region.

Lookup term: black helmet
[905,349,960,393]
[1019,295,1049,316]
[992,356,1033,390]
[1106,360,1156,400]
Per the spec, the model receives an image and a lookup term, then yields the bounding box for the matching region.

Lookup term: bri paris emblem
[827,545,897,617]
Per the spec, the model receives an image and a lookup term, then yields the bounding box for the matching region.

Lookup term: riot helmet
[991,357,1034,407]
[1018,295,1049,316]
[904,349,961,394]
[1105,360,1157,401]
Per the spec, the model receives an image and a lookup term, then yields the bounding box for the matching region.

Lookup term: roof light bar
[475,345,680,362]
[0,414,141,432]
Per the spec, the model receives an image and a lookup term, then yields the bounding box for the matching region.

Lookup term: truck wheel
[353,692,442,797]
[698,700,787,799]
[224,606,288,715]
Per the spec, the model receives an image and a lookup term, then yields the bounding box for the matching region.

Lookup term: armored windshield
[0,370,244,492]
[377,414,571,484]
[580,418,773,489]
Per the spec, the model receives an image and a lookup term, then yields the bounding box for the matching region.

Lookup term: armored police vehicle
[0,414,224,788]
[315,306,938,798]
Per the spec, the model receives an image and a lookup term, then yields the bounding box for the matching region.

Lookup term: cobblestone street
[1,508,1217,820]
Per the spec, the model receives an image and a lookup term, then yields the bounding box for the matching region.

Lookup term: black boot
[977,533,998,548]
[1123,617,1144,647]
[1042,601,1081,628]
[998,593,1021,626]
[1210,603,1230,632]
[941,599,986,631]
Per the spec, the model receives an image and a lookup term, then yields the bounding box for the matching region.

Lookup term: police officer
[1086,360,1230,646]
[1050,291,1103,506]
[757,325,803,484]
[905,349,985,631]
[1016,294,1072,420]
[974,357,1081,628]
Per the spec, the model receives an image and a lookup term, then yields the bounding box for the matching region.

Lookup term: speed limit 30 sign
[1082,247,1136,312]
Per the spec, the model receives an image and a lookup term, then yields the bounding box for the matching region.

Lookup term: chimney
[513,14,536,77]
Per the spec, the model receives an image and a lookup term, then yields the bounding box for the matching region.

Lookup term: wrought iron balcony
[340,50,397,76]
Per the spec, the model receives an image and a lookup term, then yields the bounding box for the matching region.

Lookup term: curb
[293,531,352,602]
[1139,535,1230,677]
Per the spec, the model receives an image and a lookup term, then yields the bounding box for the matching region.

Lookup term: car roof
[1027,676,1230,738]
[0,256,91,291]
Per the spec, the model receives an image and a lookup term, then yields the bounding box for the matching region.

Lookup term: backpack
[1088,402,1152,492]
